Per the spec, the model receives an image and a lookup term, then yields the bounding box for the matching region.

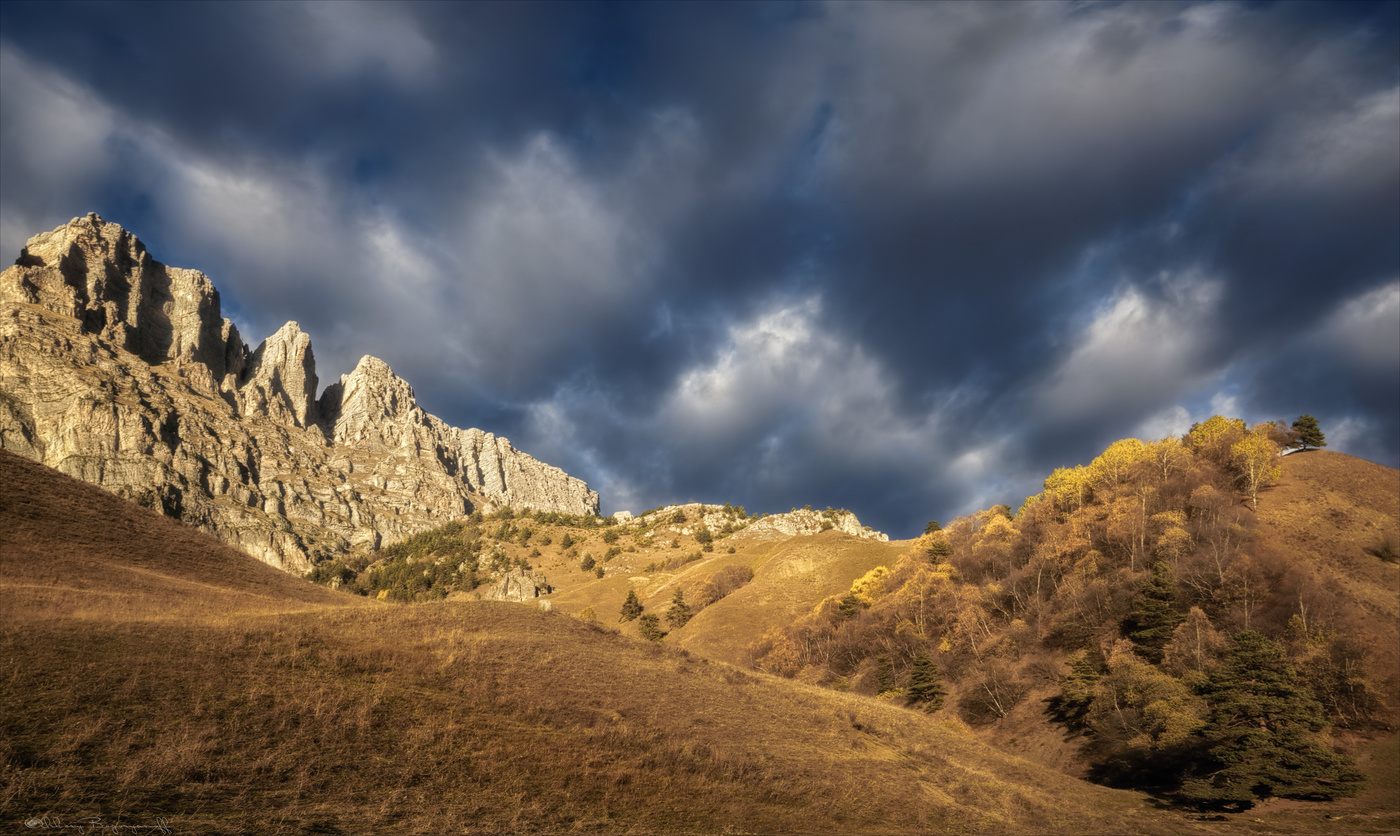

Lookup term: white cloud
[519,293,982,515]
[804,2,1284,193]
[442,133,661,382]
[1207,391,1240,417]
[1039,272,1223,423]
[1312,280,1400,373]
[1322,415,1369,456]
[0,47,118,260]
[279,1,437,85]
[1134,404,1195,442]
[1237,84,1400,195]
[660,294,942,466]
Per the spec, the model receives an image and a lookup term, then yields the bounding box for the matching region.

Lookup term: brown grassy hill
[2,451,1229,835]
[4,601,1230,836]
[541,528,908,665]
[671,532,909,665]
[1256,450,1400,679]
[0,449,351,623]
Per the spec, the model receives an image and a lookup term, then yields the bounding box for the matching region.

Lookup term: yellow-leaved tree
[1186,415,1247,466]
[1088,438,1151,489]
[1231,428,1282,509]
[1044,465,1092,518]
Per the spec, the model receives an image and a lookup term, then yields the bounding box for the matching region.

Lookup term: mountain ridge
[0,213,599,573]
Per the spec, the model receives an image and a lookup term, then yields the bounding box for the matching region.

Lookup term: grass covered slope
[0,449,350,623]
[671,532,909,666]
[1256,450,1400,677]
[2,452,1208,835]
[4,603,1207,835]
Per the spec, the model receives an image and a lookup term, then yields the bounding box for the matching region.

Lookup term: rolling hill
[3,448,1222,835]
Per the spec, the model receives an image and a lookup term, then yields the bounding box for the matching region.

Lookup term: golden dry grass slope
[536,520,908,665]
[670,532,909,666]
[1257,450,1400,676]
[2,449,1230,835]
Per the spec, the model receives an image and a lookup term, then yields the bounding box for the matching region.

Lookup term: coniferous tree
[638,612,666,641]
[1123,562,1184,664]
[666,588,692,628]
[1179,631,1365,810]
[619,588,643,622]
[1048,648,1105,730]
[905,649,946,711]
[875,655,894,694]
[1290,415,1326,451]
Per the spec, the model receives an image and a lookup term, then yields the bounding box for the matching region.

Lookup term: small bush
[1365,533,1399,564]
[696,564,754,607]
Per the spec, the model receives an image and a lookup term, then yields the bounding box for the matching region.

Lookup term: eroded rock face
[239,321,319,429]
[474,568,552,602]
[0,214,599,574]
[622,502,888,543]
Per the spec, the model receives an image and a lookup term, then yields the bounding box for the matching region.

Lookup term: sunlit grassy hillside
[3,449,1213,835]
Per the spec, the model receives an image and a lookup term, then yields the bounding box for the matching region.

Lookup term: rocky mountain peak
[6,212,229,379]
[1,214,600,573]
[239,321,319,429]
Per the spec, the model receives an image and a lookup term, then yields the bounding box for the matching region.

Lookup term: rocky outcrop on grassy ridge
[0,214,599,573]
[621,502,888,542]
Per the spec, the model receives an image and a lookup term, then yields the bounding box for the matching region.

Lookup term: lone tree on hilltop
[619,588,643,622]
[1290,415,1326,451]
[1178,631,1365,811]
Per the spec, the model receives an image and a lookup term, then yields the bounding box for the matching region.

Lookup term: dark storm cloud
[1,1,1395,537]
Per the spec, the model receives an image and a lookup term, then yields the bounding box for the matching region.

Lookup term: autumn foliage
[751,415,1387,809]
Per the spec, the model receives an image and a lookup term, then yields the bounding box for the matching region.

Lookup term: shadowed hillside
[0,449,351,623]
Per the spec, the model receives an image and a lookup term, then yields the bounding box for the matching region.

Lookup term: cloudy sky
[2,1,1396,537]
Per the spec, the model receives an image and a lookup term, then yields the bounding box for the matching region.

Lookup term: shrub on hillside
[696,565,754,607]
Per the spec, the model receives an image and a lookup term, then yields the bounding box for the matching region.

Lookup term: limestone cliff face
[623,502,889,543]
[0,214,599,574]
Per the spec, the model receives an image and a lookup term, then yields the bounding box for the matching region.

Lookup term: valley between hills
[2,216,1398,835]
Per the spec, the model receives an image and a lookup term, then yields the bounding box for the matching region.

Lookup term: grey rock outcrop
[0,214,599,574]
[474,568,551,602]
[740,508,888,542]
[622,502,888,543]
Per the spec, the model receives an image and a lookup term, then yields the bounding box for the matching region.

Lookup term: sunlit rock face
[0,214,599,574]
